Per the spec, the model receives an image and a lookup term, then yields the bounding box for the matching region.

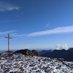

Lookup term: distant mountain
[39,48,73,61]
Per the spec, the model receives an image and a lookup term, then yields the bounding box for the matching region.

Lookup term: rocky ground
[0,52,73,73]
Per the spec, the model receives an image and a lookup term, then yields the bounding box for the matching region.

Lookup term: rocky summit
[0,52,73,73]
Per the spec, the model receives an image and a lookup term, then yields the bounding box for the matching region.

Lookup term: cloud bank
[55,43,69,50]
[1,25,73,38]
[0,1,20,11]
[28,25,73,37]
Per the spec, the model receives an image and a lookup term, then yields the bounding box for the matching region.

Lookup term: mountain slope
[0,52,73,73]
[39,48,73,61]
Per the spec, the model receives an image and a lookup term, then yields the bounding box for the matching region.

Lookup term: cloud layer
[55,43,69,50]
[28,25,73,37]
[1,25,73,38]
[0,1,20,11]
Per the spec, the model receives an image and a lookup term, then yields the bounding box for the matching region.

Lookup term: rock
[0,52,73,73]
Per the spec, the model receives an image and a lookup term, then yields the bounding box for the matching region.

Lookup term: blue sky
[0,0,73,50]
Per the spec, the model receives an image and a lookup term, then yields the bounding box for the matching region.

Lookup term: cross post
[8,33,10,52]
[5,33,12,52]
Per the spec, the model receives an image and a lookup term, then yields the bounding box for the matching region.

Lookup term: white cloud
[28,25,73,37]
[11,33,26,38]
[0,1,20,12]
[55,43,69,50]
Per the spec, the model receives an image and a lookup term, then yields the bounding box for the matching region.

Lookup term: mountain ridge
[39,48,73,61]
